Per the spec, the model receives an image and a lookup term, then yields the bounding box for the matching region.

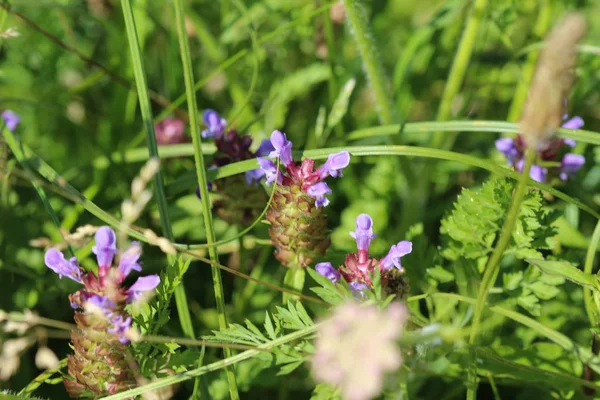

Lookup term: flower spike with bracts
[198,109,272,225]
[44,226,159,398]
[316,214,412,299]
[258,129,350,268]
[496,109,585,183]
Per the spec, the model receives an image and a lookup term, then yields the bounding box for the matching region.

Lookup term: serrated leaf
[277,360,304,376]
[264,311,278,340]
[526,259,599,291]
[517,294,541,317]
[503,271,523,291]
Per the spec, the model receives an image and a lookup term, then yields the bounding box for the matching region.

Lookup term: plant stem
[119,0,198,387]
[507,0,551,122]
[584,219,600,326]
[172,0,239,398]
[342,0,395,124]
[466,148,535,400]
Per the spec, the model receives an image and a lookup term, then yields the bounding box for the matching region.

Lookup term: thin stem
[119,0,197,378]
[584,219,600,326]
[466,148,535,399]
[172,0,239,398]
[506,0,551,122]
[342,0,395,124]
[431,0,489,150]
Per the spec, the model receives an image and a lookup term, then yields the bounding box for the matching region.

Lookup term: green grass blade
[172,0,239,397]
[584,219,600,325]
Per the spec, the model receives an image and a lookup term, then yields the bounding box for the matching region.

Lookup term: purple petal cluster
[496,113,585,183]
[257,129,350,208]
[316,214,412,295]
[44,226,160,343]
[1,110,20,132]
[201,109,227,139]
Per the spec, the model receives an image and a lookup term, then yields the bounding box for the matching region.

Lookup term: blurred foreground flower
[155,117,186,145]
[259,130,350,268]
[199,109,270,225]
[496,113,585,183]
[312,302,408,400]
[317,214,412,298]
[44,227,159,397]
[1,110,20,132]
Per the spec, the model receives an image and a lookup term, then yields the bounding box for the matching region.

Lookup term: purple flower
[307,182,332,208]
[495,138,520,164]
[126,275,160,302]
[1,110,20,132]
[92,227,117,267]
[108,315,132,344]
[155,118,185,145]
[255,139,275,157]
[245,168,265,185]
[562,116,584,130]
[201,109,227,139]
[257,157,282,185]
[381,241,412,271]
[349,281,369,298]
[560,153,585,181]
[316,262,341,284]
[349,214,376,253]
[268,130,293,167]
[318,151,350,179]
[44,249,82,283]
[84,294,116,314]
[529,164,548,183]
[118,242,142,278]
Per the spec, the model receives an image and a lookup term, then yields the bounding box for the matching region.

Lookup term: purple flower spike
[318,151,350,179]
[381,241,412,271]
[495,138,520,164]
[349,214,376,253]
[257,157,282,185]
[92,227,117,267]
[560,153,585,180]
[245,168,265,185]
[316,262,341,284]
[202,109,227,139]
[255,139,275,157]
[108,315,132,344]
[84,294,116,314]
[44,249,82,283]
[119,242,142,278]
[349,281,369,298]
[562,116,584,130]
[1,110,20,132]
[307,182,332,208]
[269,130,293,167]
[127,275,160,302]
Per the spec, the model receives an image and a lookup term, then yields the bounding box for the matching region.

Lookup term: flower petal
[127,275,160,302]
[307,182,332,208]
[381,241,412,271]
[562,116,584,130]
[318,151,350,179]
[316,262,341,283]
[92,226,117,267]
[560,153,585,180]
[44,249,82,283]
[349,213,376,252]
[268,130,293,166]
[245,168,265,185]
[119,242,142,278]
[529,164,548,183]
[1,110,20,132]
[201,109,227,139]
[255,139,275,157]
[257,157,282,185]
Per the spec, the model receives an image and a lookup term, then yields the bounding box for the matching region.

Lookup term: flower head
[202,109,227,139]
[1,110,20,132]
[155,118,186,145]
[44,249,82,283]
[312,302,408,400]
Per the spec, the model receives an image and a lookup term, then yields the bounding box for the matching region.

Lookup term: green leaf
[427,265,455,283]
[526,258,599,291]
[326,78,356,131]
